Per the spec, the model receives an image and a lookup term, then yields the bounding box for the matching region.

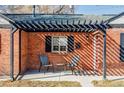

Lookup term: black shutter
[68,36,74,52]
[45,36,51,52]
[120,33,124,61]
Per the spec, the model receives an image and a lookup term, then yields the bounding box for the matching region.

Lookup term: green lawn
[92,80,124,87]
[0,80,81,87]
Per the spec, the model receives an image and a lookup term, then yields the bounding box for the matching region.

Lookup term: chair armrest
[64,60,69,65]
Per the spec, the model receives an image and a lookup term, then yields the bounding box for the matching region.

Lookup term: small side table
[54,63,67,72]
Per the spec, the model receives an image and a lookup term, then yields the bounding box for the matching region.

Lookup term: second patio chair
[67,55,80,75]
[39,55,54,74]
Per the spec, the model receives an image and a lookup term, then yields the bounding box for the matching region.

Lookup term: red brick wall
[20,31,28,74]
[0,29,20,75]
[27,30,124,76]
[27,32,94,71]
[0,29,28,76]
[96,28,124,76]
[0,28,124,76]
[0,29,10,75]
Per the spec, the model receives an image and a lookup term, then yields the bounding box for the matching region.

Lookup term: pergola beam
[11,19,109,33]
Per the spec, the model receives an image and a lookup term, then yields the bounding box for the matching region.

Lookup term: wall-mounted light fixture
[85,33,89,40]
[75,42,81,49]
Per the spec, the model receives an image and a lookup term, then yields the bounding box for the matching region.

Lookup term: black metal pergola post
[103,30,107,80]
[10,26,17,81]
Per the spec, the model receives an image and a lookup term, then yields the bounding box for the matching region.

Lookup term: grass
[0,80,81,87]
[92,80,124,87]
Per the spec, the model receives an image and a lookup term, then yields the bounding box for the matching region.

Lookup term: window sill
[51,52,68,55]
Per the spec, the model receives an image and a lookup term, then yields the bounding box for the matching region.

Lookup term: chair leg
[74,70,77,75]
[79,70,83,76]
[39,65,41,72]
[72,70,73,75]
[47,66,49,71]
[64,65,67,71]
[77,70,80,75]
[52,66,55,73]
[63,65,65,71]
[70,67,74,75]
[44,67,46,74]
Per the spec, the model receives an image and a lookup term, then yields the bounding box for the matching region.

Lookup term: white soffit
[0,16,10,25]
[110,16,124,24]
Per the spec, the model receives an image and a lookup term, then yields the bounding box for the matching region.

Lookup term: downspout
[10,26,18,81]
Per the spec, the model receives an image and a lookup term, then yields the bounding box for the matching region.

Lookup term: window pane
[53,46,59,51]
[59,37,67,46]
[53,37,59,46]
[60,46,66,51]
[52,36,67,52]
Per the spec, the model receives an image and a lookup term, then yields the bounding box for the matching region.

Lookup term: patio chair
[39,55,54,74]
[67,55,81,75]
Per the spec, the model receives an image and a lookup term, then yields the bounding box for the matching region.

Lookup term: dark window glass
[53,46,59,51]
[60,46,66,51]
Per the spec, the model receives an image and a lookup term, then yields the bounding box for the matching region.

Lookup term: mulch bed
[92,80,124,87]
[0,80,81,87]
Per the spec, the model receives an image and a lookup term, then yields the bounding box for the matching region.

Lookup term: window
[45,35,74,53]
[52,36,67,53]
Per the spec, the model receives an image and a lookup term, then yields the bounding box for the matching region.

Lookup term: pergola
[0,13,111,81]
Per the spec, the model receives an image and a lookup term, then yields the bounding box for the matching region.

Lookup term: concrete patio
[17,70,84,86]
[1,70,124,87]
[16,70,124,87]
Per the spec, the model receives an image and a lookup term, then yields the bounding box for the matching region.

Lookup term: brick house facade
[0,13,124,80]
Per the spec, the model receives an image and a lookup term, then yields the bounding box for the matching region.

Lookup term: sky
[75,5,124,15]
[0,5,124,15]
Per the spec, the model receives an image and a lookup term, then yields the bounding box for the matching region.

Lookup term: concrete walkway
[82,75,124,87]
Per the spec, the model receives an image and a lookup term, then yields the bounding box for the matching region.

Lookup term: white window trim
[51,36,68,53]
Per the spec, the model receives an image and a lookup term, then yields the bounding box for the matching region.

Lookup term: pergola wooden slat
[9,18,110,32]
